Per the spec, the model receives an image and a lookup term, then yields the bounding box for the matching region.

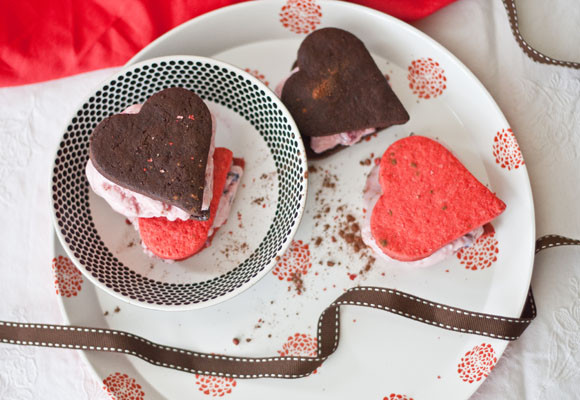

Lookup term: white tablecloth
[1,0,579,398]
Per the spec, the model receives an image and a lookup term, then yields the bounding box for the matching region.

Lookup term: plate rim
[55,1,537,398]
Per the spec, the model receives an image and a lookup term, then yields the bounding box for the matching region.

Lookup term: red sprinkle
[125,219,132,225]
[188,114,195,120]
[147,158,152,163]
[232,338,240,345]
[169,142,174,146]
[262,204,266,208]
[143,168,147,172]
[348,273,357,280]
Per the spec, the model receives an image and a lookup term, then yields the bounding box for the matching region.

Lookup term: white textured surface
[0,0,579,398]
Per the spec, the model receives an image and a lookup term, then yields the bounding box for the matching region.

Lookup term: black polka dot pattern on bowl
[51,58,306,307]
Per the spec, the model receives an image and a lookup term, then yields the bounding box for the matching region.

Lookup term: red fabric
[0,0,456,88]
[347,0,456,21]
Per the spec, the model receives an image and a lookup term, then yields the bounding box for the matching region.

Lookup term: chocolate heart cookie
[89,87,213,220]
[281,28,409,139]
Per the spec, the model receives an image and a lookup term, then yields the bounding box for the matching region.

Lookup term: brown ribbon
[503,0,580,69]
[0,235,578,379]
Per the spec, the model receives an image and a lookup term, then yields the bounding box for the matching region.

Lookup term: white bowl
[51,55,308,310]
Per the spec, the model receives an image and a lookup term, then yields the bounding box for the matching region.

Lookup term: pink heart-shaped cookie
[370,136,506,261]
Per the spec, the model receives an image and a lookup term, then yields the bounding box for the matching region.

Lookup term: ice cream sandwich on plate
[361,135,506,267]
[276,27,409,156]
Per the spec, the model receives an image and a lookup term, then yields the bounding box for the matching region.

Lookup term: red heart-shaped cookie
[90,87,213,219]
[281,28,409,138]
[138,147,234,260]
[370,136,506,261]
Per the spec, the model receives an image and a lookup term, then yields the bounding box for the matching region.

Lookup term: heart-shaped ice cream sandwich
[370,136,506,262]
[280,28,409,152]
[90,87,213,220]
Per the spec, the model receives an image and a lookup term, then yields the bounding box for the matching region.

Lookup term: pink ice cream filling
[275,68,377,153]
[361,164,484,267]
[86,103,216,220]
[208,164,243,237]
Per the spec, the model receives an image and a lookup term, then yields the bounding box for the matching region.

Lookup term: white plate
[54,1,535,399]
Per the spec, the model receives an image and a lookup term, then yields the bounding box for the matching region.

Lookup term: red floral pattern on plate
[384,395,414,400]
[278,333,319,372]
[457,343,497,383]
[103,372,145,400]
[408,58,447,99]
[279,0,322,34]
[272,240,311,281]
[52,255,83,297]
[493,128,524,170]
[195,375,237,397]
[456,224,499,270]
[244,68,269,87]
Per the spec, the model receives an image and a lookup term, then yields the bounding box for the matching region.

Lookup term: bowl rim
[50,54,308,311]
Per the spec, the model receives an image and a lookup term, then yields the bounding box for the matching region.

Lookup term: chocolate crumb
[103,311,109,316]
[327,261,335,267]
[252,197,265,205]
[322,174,336,189]
[290,271,304,295]
[315,237,323,246]
[114,307,120,313]
[246,338,252,343]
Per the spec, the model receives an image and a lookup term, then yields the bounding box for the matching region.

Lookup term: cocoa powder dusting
[252,197,265,205]
[290,271,305,295]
